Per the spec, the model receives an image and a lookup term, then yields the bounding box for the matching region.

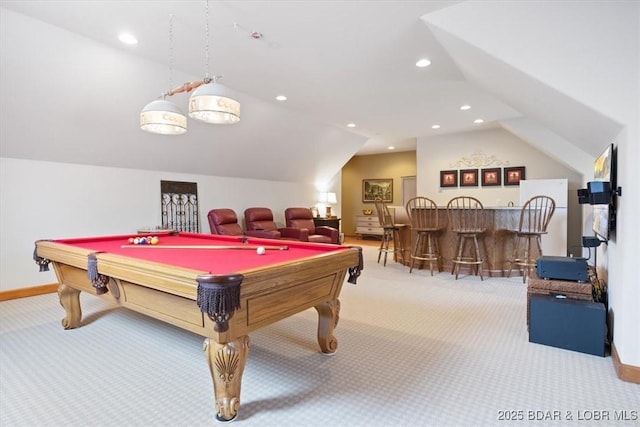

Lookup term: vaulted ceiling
[1,1,634,184]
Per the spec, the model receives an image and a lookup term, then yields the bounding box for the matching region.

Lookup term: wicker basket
[527,273,593,324]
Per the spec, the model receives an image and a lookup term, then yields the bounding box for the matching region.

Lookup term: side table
[313,217,341,231]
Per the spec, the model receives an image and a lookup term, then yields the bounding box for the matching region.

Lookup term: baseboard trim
[0,284,58,301]
[611,343,640,384]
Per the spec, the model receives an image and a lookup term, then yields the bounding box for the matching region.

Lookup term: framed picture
[460,169,479,187]
[440,170,458,187]
[362,178,393,203]
[504,166,526,186]
[481,168,502,186]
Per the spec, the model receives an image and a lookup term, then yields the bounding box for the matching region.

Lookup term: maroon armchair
[207,208,244,236]
[243,207,302,240]
[284,207,340,244]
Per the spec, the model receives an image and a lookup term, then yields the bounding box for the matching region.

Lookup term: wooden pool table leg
[58,284,82,329]
[203,335,250,422]
[315,299,340,354]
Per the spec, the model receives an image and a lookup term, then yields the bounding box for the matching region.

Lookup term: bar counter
[395,206,530,277]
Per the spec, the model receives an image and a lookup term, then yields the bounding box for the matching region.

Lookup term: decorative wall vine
[450,152,510,168]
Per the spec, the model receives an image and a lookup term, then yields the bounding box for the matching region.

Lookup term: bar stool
[374,198,405,266]
[405,196,442,275]
[447,196,487,280]
[507,195,556,283]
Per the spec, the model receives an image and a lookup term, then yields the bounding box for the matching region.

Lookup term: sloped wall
[0,158,316,290]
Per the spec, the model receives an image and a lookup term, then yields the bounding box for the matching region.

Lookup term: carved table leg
[203,336,250,422]
[315,299,340,354]
[58,284,82,329]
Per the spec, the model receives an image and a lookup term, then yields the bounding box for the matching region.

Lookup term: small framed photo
[504,166,526,186]
[460,169,479,187]
[440,170,458,187]
[481,168,502,186]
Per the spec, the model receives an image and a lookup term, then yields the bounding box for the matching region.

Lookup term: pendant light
[140,14,187,135]
[140,98,187,135]
[188,0,241,124]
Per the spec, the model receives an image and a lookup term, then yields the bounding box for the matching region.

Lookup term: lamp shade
[319,192,337,204]
[140,99,187,135]
[188,82,240,124]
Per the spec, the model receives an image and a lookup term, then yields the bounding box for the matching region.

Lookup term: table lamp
[319,192,337,217]
[325,192,337,217]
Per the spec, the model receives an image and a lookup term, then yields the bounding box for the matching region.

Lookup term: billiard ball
[256,246,266,255]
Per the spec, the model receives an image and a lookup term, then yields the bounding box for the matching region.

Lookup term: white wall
[416,127,584,256]
[416,127,584,204]
[0,8,366,185]
[0,158,317,290]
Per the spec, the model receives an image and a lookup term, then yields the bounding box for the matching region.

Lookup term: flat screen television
[592,143,616,241]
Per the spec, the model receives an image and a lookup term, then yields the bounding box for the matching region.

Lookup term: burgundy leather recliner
[207,208,244,236]
[243,207,302,240]
[284,207,339,244]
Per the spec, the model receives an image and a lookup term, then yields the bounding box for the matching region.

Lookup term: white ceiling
[0,0,520,156]
[2,1,632,185]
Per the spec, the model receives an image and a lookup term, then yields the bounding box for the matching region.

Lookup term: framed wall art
[504,166,526,186]
[460,169,479,187]
[362,178,393,202]
[481,168,502,186]
[440,170,458,187]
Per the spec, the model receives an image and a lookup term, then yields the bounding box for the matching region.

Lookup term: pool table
[34,232,362,422]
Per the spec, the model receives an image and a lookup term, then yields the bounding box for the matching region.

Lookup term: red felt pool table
[34,232,362,422]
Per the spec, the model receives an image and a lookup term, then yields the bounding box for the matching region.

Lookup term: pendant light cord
[168,14,174,96]
[204,0,212,84]
[161,0,224,97]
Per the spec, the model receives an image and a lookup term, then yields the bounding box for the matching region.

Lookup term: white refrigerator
[519,179,568,256]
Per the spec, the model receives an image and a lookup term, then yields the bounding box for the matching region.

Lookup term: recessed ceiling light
[432,124,440,129]
[347,123,356,128]
[275,95,287,101]
[118,33,138,45]
[416,58,431,68]
[388,146,395,150]
[460,105,471,110]
[474,119,484,124]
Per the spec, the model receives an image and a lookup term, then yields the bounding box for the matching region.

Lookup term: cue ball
[256,246,266,255]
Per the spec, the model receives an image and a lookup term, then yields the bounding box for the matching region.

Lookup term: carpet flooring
[1,243,638,426]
